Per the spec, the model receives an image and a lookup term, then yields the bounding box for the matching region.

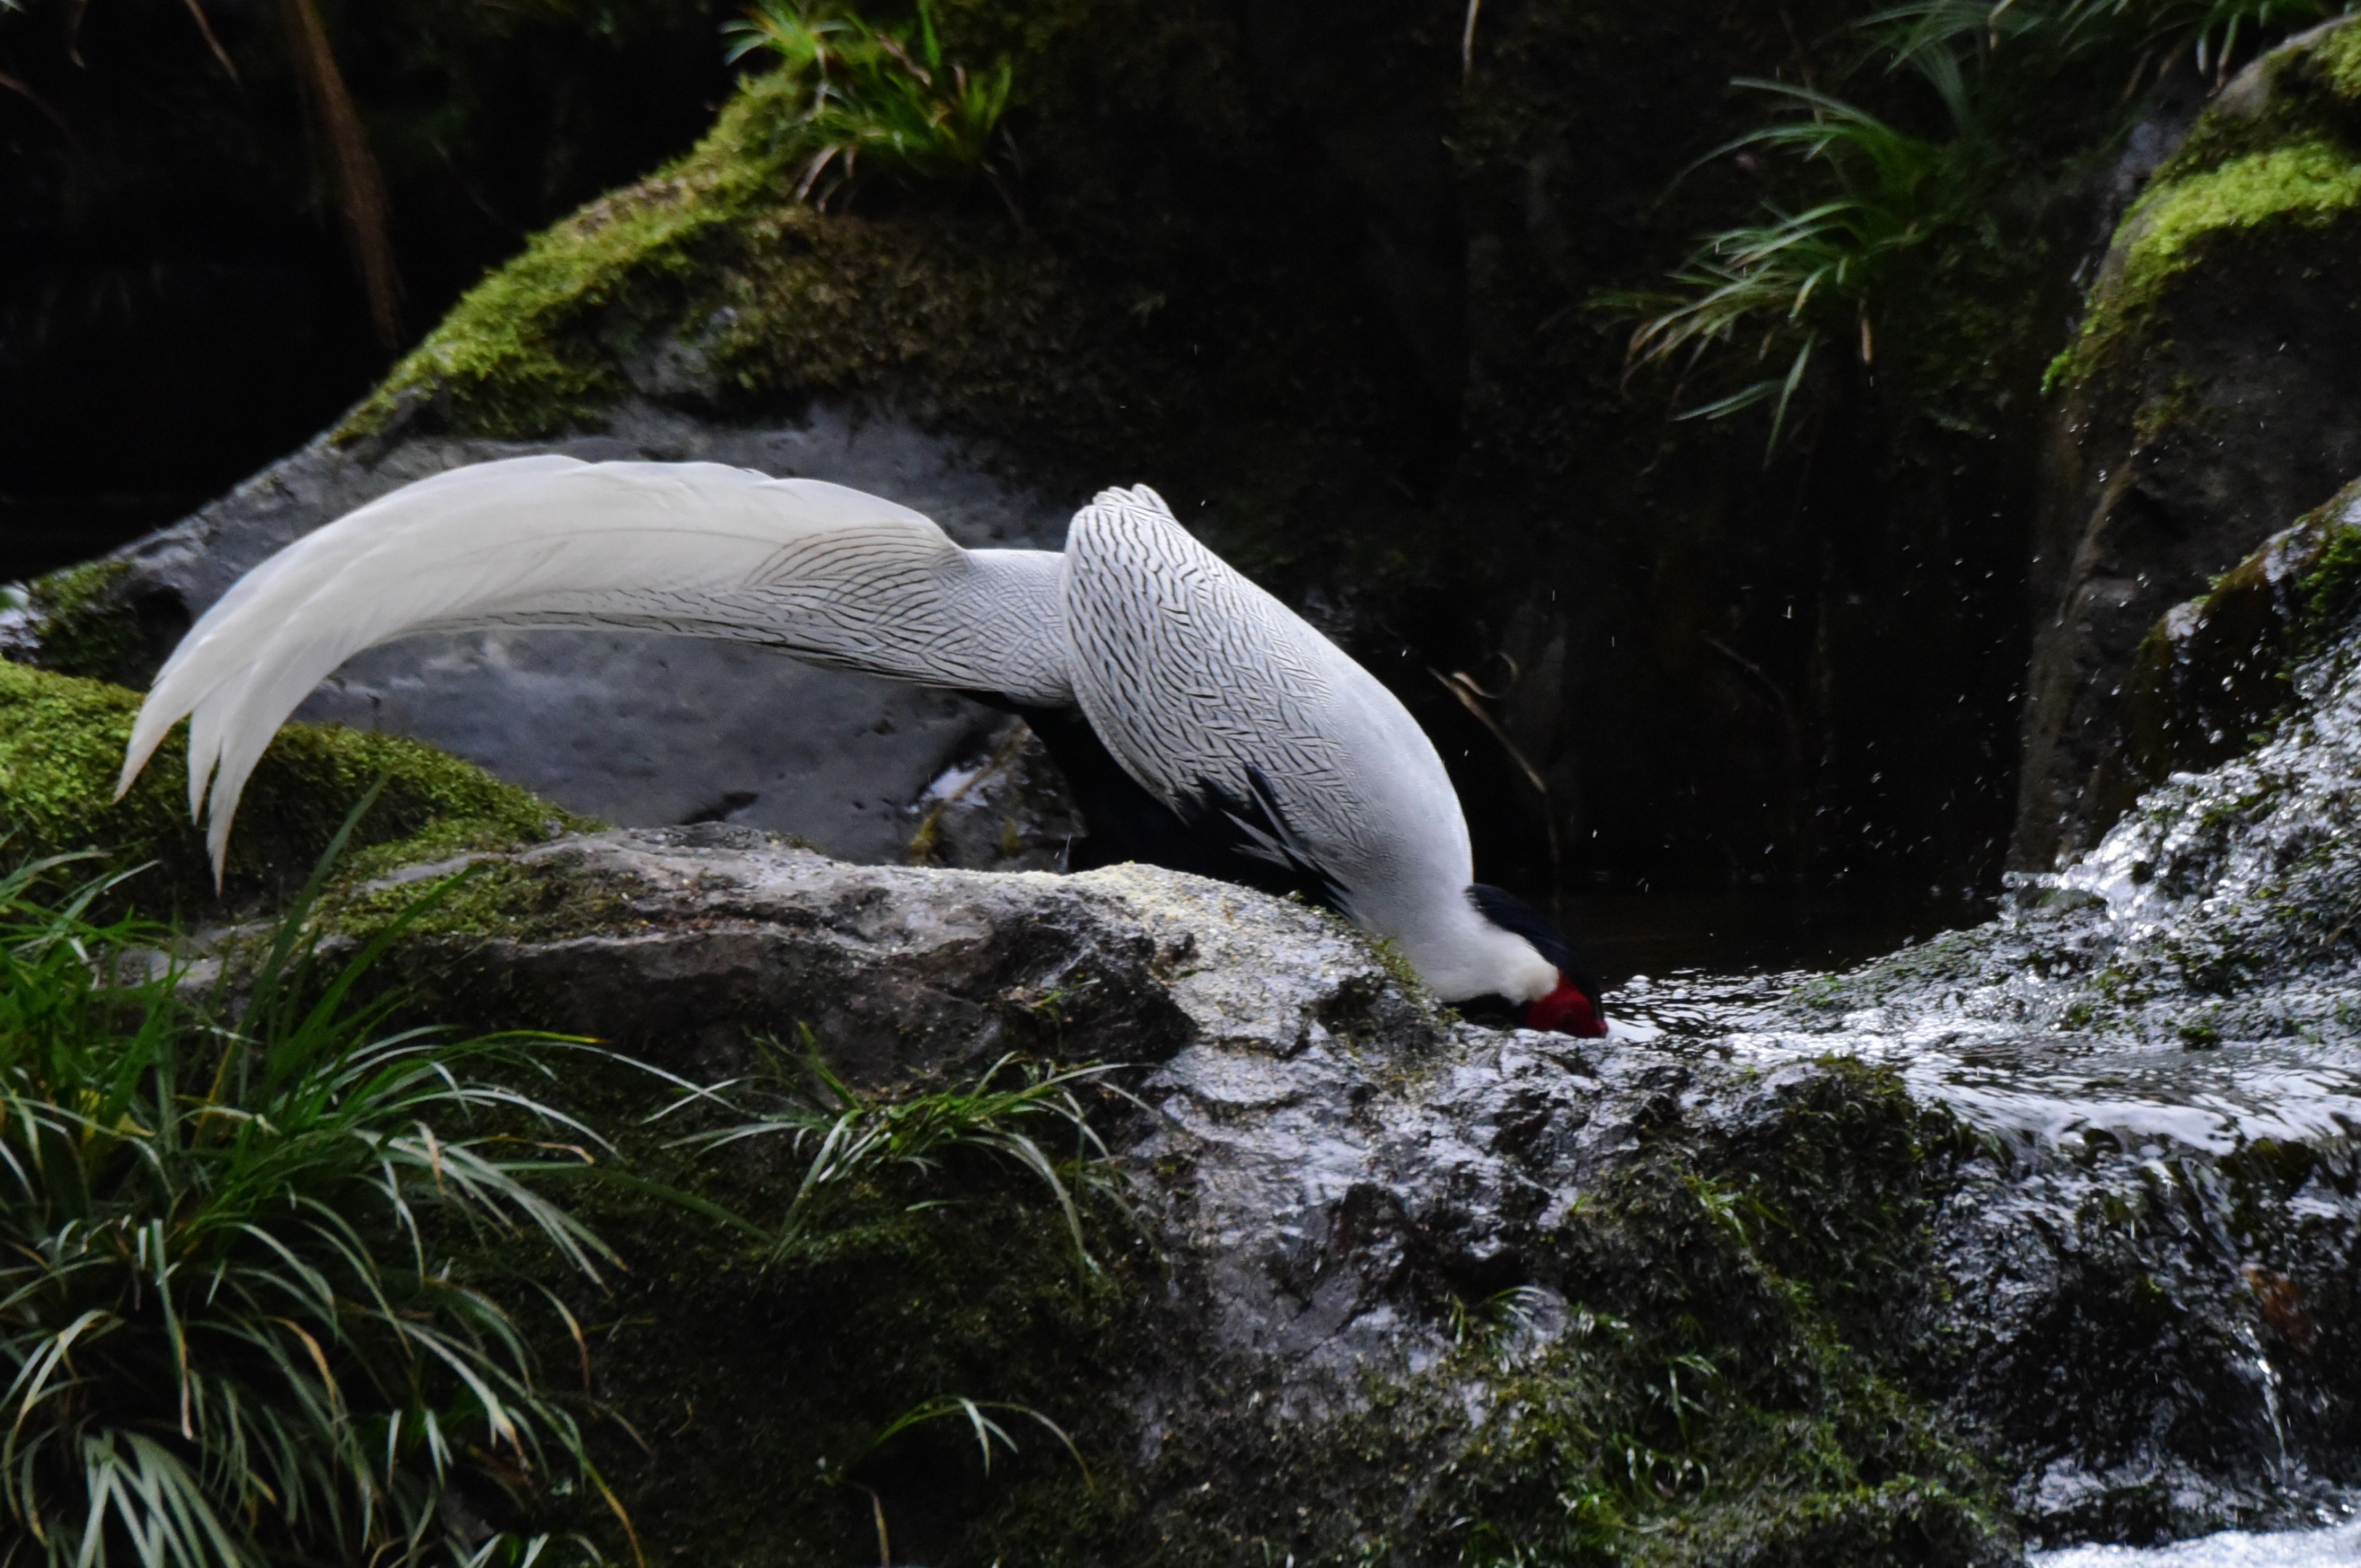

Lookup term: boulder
[288,799,2361,1557]
[2118,475,2361,795]
[2017,18,2361,870]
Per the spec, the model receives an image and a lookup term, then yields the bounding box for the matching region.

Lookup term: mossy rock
[237,829,2026,1564]
[2119,475,2361,801]
[342,70,1105,460]
[0,661,593,917]
[542,1047,2016,1567]
[2015,20,2361,870]
[2,558,188,689]
[2052,20,2361,399]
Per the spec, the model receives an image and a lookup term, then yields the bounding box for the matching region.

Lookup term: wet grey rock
[341,814,2356,1551]
[76,399,1082,865]
[365,825,1426,1090]
[1694,547,2361,1542]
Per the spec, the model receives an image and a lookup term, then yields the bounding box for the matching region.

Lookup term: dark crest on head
[1467,883,1602,1001]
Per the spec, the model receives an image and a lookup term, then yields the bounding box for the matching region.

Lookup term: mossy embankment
[2055,20,2361,396]
[0,661,590,916]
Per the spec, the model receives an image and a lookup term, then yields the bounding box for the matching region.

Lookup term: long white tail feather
[119,457,1074,878]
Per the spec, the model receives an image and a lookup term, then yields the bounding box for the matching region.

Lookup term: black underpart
[982,698,1342,907]
[1467,883,1604,1000]
[1452,994,1525,1027]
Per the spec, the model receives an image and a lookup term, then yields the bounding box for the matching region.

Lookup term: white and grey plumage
[118,456,1607,1034]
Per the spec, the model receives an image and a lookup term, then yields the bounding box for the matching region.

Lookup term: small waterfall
[2229,1319,2291,1485]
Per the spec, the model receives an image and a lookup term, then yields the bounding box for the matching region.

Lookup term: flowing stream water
[1565,608,2361,1554]
[2031,1514,2360,1564]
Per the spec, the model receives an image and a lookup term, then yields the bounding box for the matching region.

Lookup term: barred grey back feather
[1061,486,1470,934]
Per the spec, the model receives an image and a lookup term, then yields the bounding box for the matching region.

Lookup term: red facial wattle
[1525,977,1607,1037]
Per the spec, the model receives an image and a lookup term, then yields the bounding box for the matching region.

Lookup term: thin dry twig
[1430,664,1564,914]
[277,0,401,353]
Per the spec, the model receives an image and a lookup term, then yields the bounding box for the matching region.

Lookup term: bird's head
[1464,884,1609,1038]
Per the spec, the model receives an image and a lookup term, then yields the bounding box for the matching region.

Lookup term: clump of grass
[646,1041,1129,1564]
[0,812,625,1567]
[1616,0,2354,451]
[723,0,1014,211]
[671,1040,1137,1271]
[1613,82,1964,454]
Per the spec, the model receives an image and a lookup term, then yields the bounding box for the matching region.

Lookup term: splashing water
[1586,611,2361,1544]
[2032,1514,2361,1565]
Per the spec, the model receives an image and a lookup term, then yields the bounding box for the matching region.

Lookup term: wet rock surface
[333,803,2360,1556]
[42,401,1076,867]
[1701,542,2361,1540]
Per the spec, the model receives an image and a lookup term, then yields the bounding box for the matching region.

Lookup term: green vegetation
[1614,83,1972,454]
[0,662,592,916]
[550,1045,1148,1567]
[724,0,1014,209]
[346,69,808,439]
[8,562,142,686]
[0,837,619,1568]
[0,826,1152,1567]
[348,0,1037,444]
[2298,481,2361,643]
[677,1042,1135,1270]
[1620,0,2359,446]
[2066,137,2361,386]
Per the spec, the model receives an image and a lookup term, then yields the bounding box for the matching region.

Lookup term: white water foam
[2034,1519,2361,1566]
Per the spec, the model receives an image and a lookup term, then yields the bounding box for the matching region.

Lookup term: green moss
[1007,1060,2003,1567]
[0,661,594,916]
[2060,141,2361,391]
[2296,488,2361,647]
[11,560,144,685]
[1424,1065,2009,1567]
[331,854,648,947]
[2130,370,2203,446]
[342,61,1093,452]
[1791,973,1851,1012]
[347,75,810,439]
[2127,142,2361,290]
[2323,15,2361,99]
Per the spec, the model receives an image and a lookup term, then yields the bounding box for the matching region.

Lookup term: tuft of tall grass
[668,1040,1138,1273]
[1867,0,2351,92]
[722,0,1014,211]
[0,824,624,1567]
[1620,0,2352,451]
[1613,83,1962,454]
